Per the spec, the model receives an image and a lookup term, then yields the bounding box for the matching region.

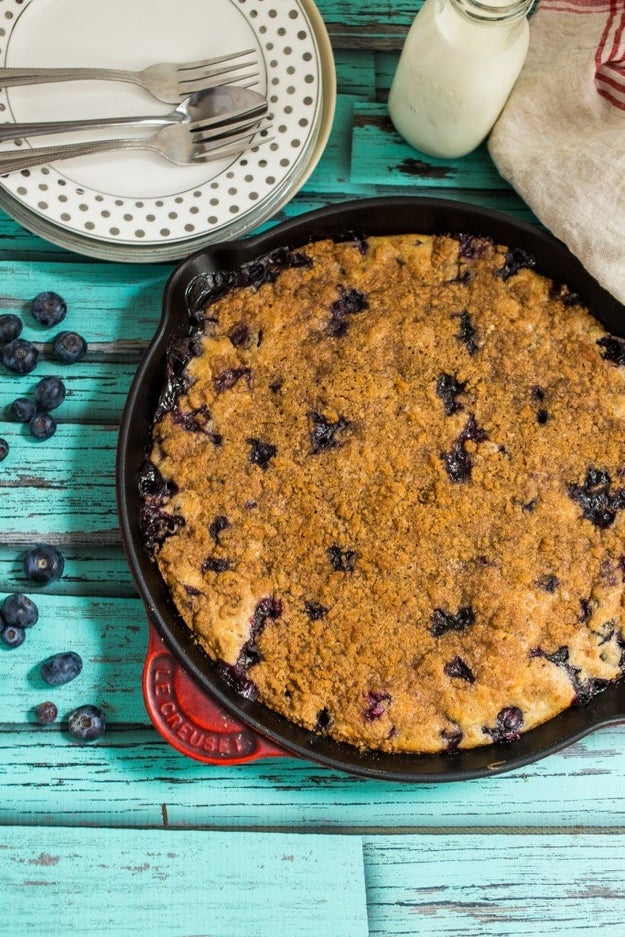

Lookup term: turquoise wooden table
[3,3,625,935]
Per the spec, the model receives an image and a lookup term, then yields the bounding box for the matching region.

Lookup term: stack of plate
[0,0,335,261]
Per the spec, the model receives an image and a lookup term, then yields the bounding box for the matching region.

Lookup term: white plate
[0,0,335,261]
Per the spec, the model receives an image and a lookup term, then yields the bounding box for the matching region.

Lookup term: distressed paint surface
[0,7,623,937]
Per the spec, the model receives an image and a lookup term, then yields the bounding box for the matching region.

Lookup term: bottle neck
[449,0,534,24]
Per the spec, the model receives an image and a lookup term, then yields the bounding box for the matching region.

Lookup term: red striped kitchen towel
[488,0,625,304]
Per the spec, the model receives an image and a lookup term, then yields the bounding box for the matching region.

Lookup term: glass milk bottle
[388,0,534,159]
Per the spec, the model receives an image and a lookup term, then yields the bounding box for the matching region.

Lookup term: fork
[0,49,260,105]
[0,85,267,144]
[0,115,272,174]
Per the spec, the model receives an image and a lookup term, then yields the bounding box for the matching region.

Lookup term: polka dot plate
[0,0,335,261]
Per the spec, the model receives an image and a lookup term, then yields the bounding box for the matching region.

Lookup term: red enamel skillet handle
[143,621,288,764]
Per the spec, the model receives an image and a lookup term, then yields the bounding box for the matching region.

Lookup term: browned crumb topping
[142,234,625,753]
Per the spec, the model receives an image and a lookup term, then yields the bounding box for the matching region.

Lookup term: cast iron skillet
[117,196,625,782]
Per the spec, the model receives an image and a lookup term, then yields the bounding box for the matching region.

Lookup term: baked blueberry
[440,727,463,751]
[214,367,251,393]
[216,660,259,700]
[201,556,231,573]
[436,372,466,416]
[23,543,65,583]
[363,690,391,722]
[247,437,277,470]
[536,408,549,425]
[0,313,23,343]
[568,467,625,529]
[483,706,524,742]
[304,600,328,621]
[441,414,487,483]
[2,337,39,374]
[443,656,475,682]
[34,701,58,725]
[34,376,66,411]
[309,411,350,453]
[1,592,38,628]
[51,330,87,364]
[228,323,250,348]
[496,247,535,281]
[209,515,229,543]
[327,544,356,572]
[68,704,106,742]
[31,291,67,326]
[40,651,83,686]
[454,310,478,355]
[9,397,36,423]
[537,574,560,593]
[431,605,475,637]
[328,286,368,337]
[315,708,331,731]
[597,335,625,366]
[29,412,57,441]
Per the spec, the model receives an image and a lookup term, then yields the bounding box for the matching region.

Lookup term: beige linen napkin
[488,0,625,305]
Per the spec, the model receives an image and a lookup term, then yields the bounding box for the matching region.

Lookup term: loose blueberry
[40,650,83,686]
[1,624,26,648]
[1,592,38,628]
[328,544,356,572]
[34,376,66,411]
[0,437,8,461]
[247,437,277,470]
[29,412,57,441]
[431,605,475,637]
[31,291,67,327]
[51,330,87,364]
[34,701,58,725]
[2,337,39,374]
[9,397,36,423]
[309,411,350,453]
[67,704,106,742]
[0,313,23,343]
[23,543,65,583]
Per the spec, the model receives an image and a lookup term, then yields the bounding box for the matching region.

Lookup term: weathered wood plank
[1,722,625,830]
[1,826,368,937]
[363,833,625,937]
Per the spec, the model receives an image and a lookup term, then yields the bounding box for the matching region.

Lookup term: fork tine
[177,48,257,73]
[193,126,268,150]
[192,134,274,163]
[178,70,261,92]
[190,115,270,144]
[188,105,268,133]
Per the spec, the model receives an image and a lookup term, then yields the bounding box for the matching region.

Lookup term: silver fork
[0,115,272,174]
[0,49,260,105]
